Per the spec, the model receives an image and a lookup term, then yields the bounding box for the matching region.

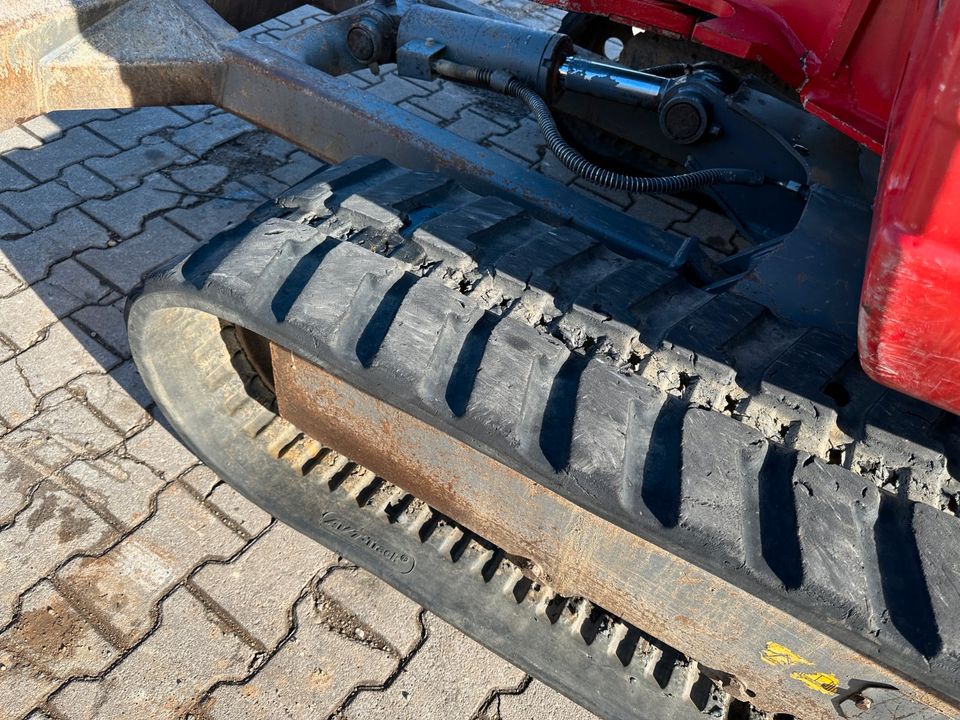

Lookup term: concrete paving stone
[447,109,512,143]
[0,261,24,296]
[85,136,196,191]
[58,163,115,199]
[409,83,478,121]
[124,418,200,480]
[1,393,122,478]
[35,259,113,318]
[4,127,118,183]
[81,174,185,239]
[166,182,266,242]
[49,587,257,720]
[55,482,246,648]
[170,112,257,157]
[0,283,62,354]
[317,567,423,657]
[0,580,118,719]
[343,72,374,89]
[171,104,216,123]
[167,162,231,193]
[268,152,326,188]
[0,179,81,230]
[206,483,272,538]
[368,73,433,104]
[0,357,37,429]
[179,465,220,497]
[66,362,152,437]
[16,320,119,398]
[20,110,120,143]
[203,596,398,720]
[76,216,198,294]
[0,272,103,353]
[0,125,43,154]
[71,300,129,359]
[86,107,192,150]
[60,453,166,529]
[0,206,29,239]
[489,119,546,165]
[491,679,602,720]
[0,157,35,191]
[193,523,338,648]
[0,441,49,525]
[398,100,444,125]
[239,171,289,199]
[0,482,117,629]
[572,178,633,210]
[250,133,299,163]
[0,207,110,286]
[628,194,693,230]
[342,612,526,720]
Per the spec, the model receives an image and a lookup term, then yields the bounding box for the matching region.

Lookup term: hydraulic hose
[432,60,765,195]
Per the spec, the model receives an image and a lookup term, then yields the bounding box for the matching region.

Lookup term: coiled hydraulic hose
[432,60,765,195]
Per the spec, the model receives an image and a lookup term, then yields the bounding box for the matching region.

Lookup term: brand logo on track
[320,512,415,574]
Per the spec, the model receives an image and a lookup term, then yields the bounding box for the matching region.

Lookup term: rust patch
[270,343,959,720]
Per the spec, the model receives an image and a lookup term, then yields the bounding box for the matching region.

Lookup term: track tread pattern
[148,157,960,699]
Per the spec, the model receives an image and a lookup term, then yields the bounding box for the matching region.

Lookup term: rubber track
[178,312,750,720]
[134,157,960,701]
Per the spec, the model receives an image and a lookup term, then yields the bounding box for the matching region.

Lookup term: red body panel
[858,0,960,414]
[540,0,960,414]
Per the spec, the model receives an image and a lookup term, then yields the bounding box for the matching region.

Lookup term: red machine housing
[537,0,960,415]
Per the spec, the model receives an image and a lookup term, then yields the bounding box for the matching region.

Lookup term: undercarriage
[3,1,960,719]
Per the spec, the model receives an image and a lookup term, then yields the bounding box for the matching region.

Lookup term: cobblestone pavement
[0,4,738,719]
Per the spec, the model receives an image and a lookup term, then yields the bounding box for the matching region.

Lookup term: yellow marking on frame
[761,642,814,667]
[790,671,841,696]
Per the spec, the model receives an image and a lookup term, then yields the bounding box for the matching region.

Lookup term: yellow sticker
[760,642,814,667]
[790,671,841,696]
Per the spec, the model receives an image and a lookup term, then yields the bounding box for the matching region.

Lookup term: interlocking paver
[81,173,185,239]
[86,107,192,150]
[491,679,603,720]
[85,136,195,191]
[0,482,117,628]
[317,567,423,657]
[0,180,81,230]
[341,612,526,719]
[66,364,152,437]
[193,523,338,648]
[16,320,119,398]
[170,111,256,156]
[0,580,118,719]
[56,481,246,647]
[0,157,35,191]
[0,207,110,286]
[20,110,120,143]
[165,181,265,241]
[267,152,326,188]
[206,484,272,538]
[3,126,117,183]
[71,300,129,358]
[9,390,122,468]
[49,587,257,720]
[0,125,42,154]
[58,163,115,199]
[77,216,198,294]
[0,207,28,239]
[167,162,231,193]
[60,453,166,529]
[203,593,399,720]
[0,358,36,429]
[124,419,204,479]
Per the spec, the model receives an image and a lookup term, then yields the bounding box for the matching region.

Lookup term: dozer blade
[127,157,960,720]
